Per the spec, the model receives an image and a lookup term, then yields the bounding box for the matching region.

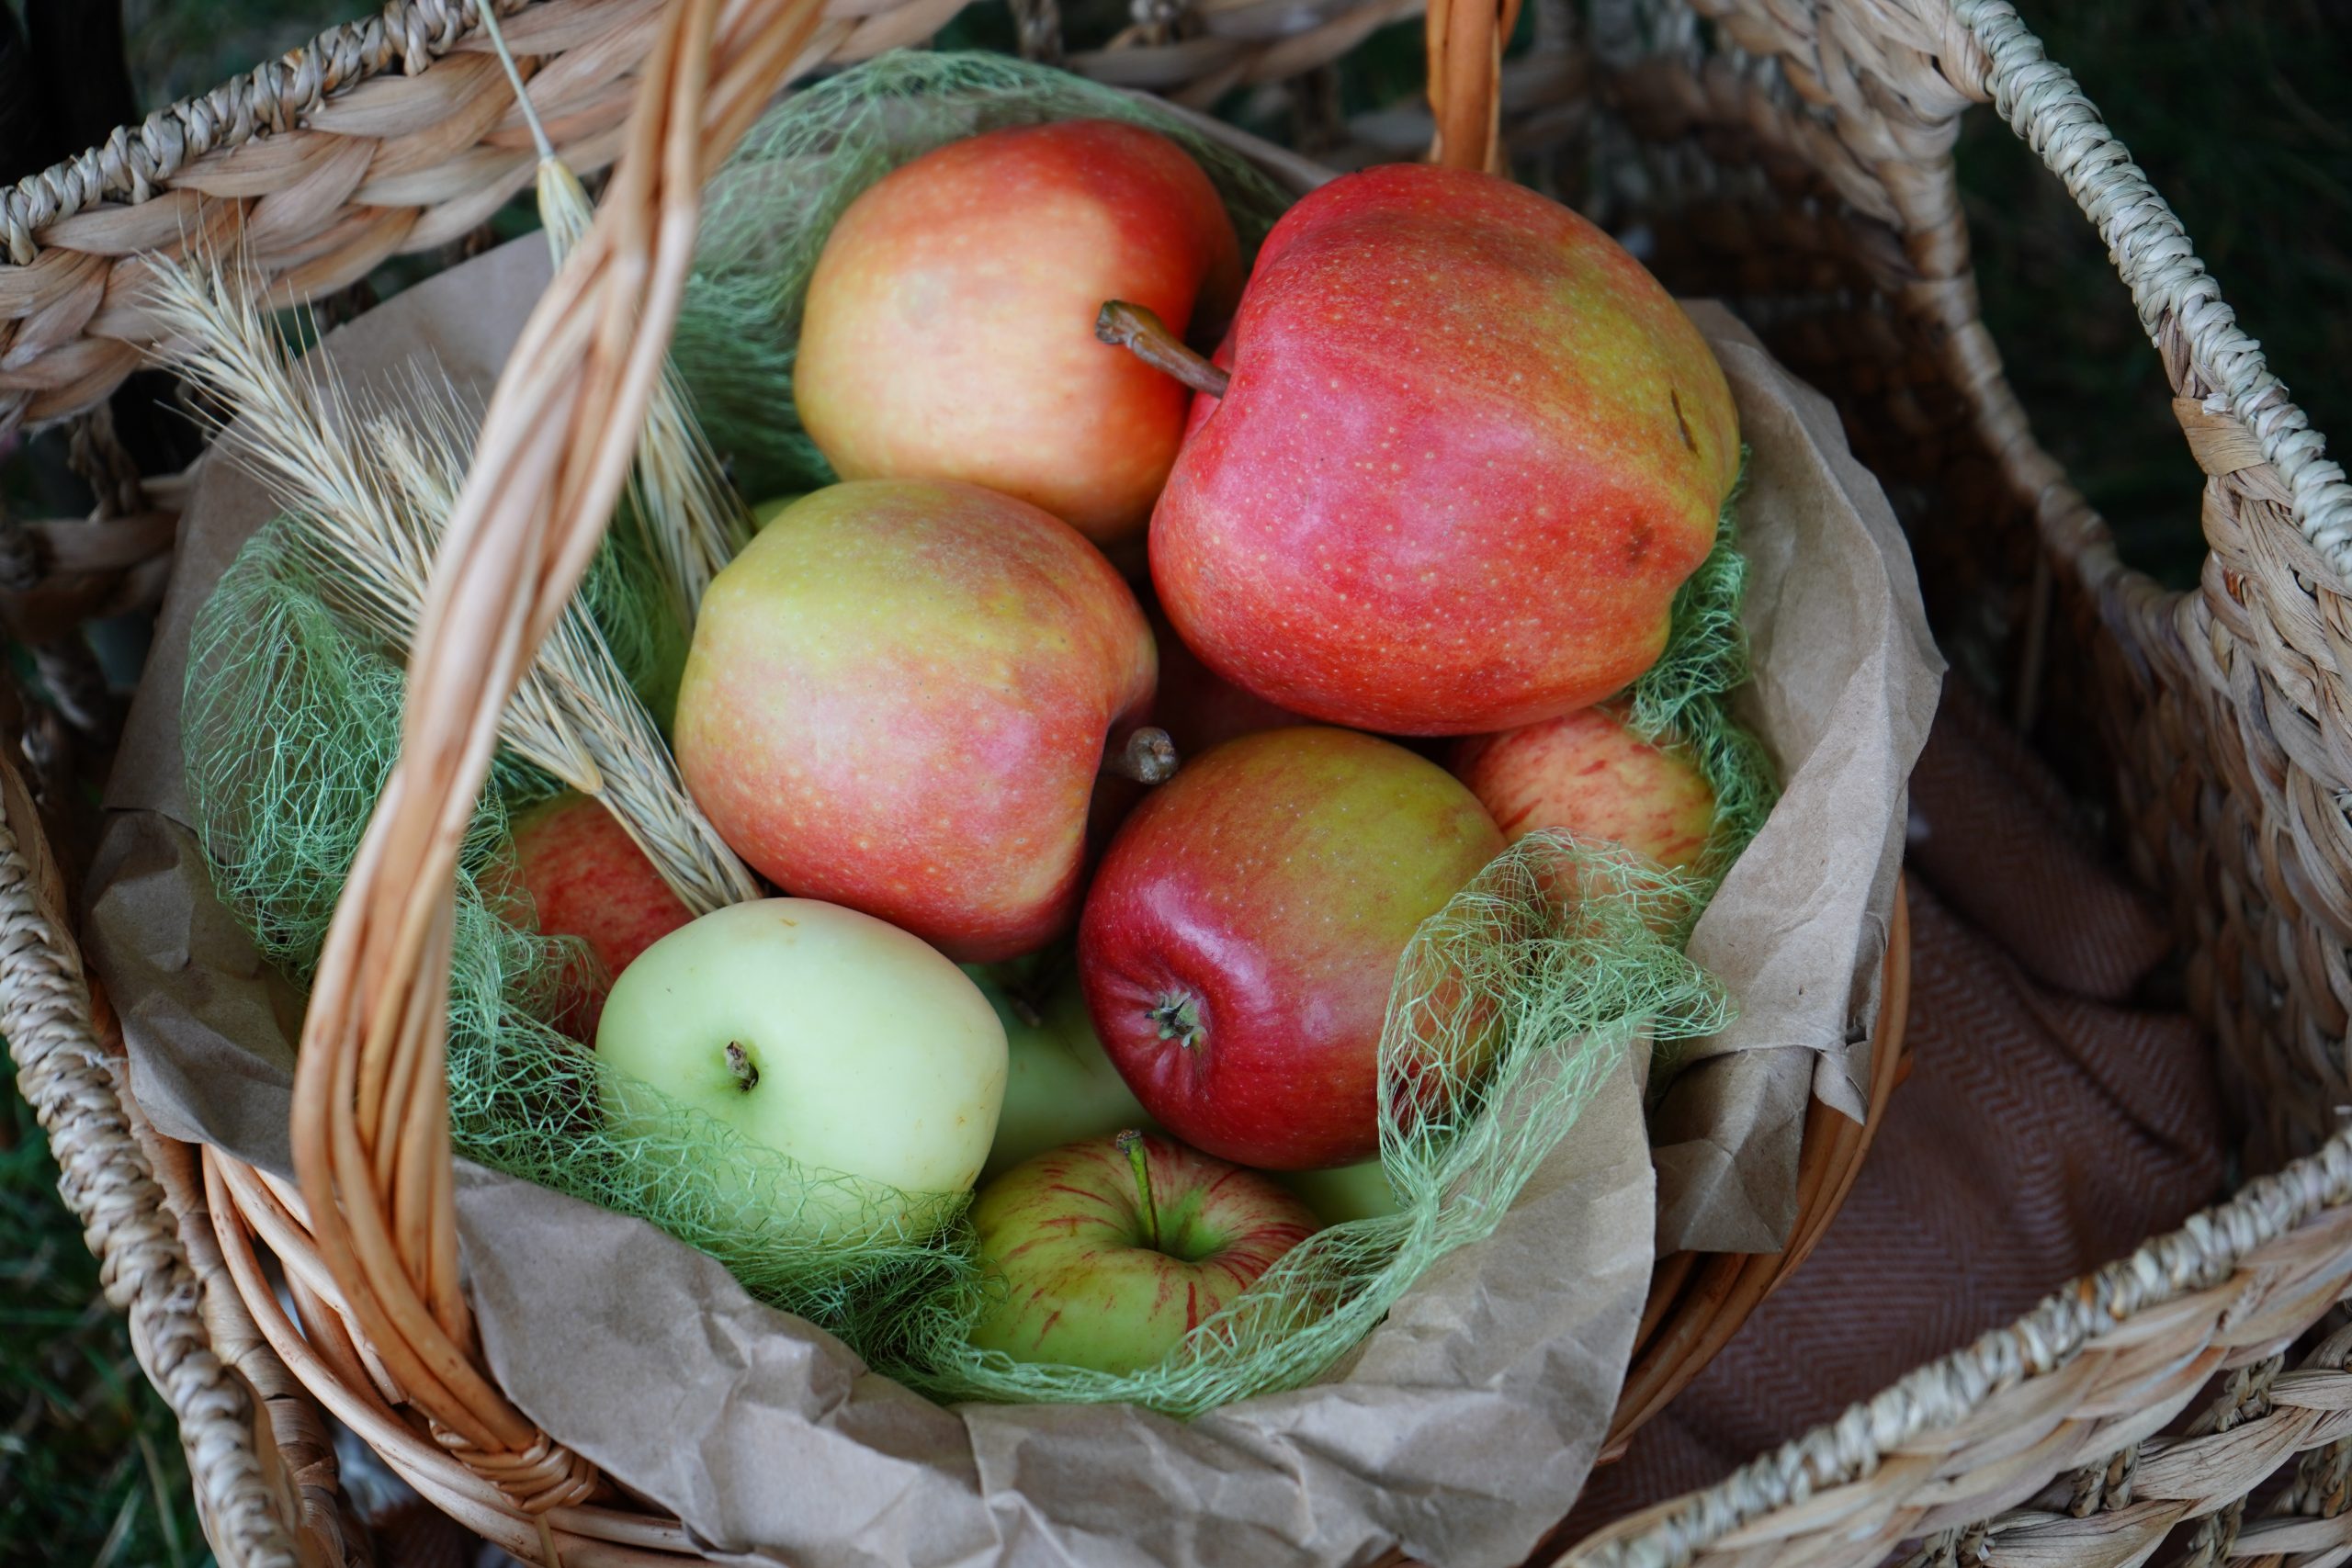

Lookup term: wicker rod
[0,759,300,1568]
[278,0,831,1511]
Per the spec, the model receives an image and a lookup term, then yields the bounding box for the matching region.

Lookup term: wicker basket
[2,0,2346,1562]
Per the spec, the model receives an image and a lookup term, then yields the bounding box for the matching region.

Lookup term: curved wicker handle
[287,0,828,1506]
[1950,0,2348,579]
[1425,0,1518,171]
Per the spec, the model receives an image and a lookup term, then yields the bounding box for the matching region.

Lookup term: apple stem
[1096,301,1230,400]
[1148,993,1204,1050]
[1103,727,1182,785]
[1117,1129,1162,1250]
[725,1041,759,1092]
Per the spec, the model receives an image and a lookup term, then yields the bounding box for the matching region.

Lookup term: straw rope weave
[0,749,301,1568]
[2,0,2349,1560]
[1561,1131,2352,1568]
[0,0,961,433]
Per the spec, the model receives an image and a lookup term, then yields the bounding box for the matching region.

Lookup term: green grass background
[1,0,2343,1560]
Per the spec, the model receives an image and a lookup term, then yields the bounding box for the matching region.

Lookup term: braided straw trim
[1560,1130,2352,1568]
[0,750,301,1568]
[0,0,964,434]
[140,1080,370,1564]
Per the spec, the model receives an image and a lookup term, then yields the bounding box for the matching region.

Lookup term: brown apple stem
[725,1041,759,1092]
[1104,727,1181,785]
[1096,301,1229,400]
[1117,1129,1162,1250]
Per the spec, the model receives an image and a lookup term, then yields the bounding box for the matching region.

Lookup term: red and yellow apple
[1148,162,1739,735]
[1451,704,1718,872]
[794,119,1238,549]
[499,791,693,1039]
[673,480,1158,964]
[1079,728,1503,1169]
[968,1131,1317,1372]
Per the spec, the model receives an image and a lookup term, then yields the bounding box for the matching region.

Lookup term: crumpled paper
[84,227,1935,1566]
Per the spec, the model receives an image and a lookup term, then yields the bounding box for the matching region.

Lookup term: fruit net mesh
[178,53,1777,1416]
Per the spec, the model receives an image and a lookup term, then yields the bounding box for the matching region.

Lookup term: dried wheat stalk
[486,6,751,626]
[148,252,761,914]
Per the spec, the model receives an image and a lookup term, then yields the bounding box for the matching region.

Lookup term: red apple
[795,119,1239,550]
[502,791,693,1038]
[968,1131,1317,1372]
[673,480,1159,964]
[1079,728,1503,1169]
[1451,704,1717,872]
[1148,163,1740,735]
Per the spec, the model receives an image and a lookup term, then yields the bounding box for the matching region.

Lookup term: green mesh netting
[186,519,981,1335]
[181,51,1779,1416]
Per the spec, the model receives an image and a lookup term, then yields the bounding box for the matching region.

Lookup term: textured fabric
[1570,682,2229,1528]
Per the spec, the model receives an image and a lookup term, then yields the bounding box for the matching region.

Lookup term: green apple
[966,964,1155,1182]
[968,1131,1318,1372]
[1275,1160,1401,1225]
[595,898,1006,1244]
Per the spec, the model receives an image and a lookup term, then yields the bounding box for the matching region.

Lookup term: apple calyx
[725,1041,759,1092]
[1116,1129,1162,1249]
[1096,301,1229,400]
[1148,993,1204,1050]
[1103,726,1182,785]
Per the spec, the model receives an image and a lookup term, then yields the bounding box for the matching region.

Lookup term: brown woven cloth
[1571,682,2230,1529]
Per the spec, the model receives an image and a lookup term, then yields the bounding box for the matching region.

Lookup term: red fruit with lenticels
[1451,703,1718,873]
[1148,161,1740,735]
[503,791,695,1038]
[1078,727,1503,1169]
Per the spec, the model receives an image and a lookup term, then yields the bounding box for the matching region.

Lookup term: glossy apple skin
[1151,163,1740,735]
[673,480,1156,964]
[595,898,1007,1244]
[1451,704,1717,871]
[795,119,1239,548]
[502,791,693,1039]
[967,964,1156,1182]
[1079,728,1504,1169]
[969,1132,1317,1372]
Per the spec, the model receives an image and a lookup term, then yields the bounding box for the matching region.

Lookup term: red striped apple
[673,480,1161,964]
[1451,704,1718,872]
[1079,728,1503,1169]
[1143,162,1739,735]
[968,1131,1317,1371]
[795,119,1238,550]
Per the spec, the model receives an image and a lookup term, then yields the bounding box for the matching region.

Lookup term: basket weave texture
[1,0,2348,1562]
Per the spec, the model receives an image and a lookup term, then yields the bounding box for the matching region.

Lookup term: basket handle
[286,0,829,1508]
[1426,0,1521,172]
[1951,0,2348,580]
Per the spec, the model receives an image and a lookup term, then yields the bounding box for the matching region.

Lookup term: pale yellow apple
[595,898,1007,1244]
